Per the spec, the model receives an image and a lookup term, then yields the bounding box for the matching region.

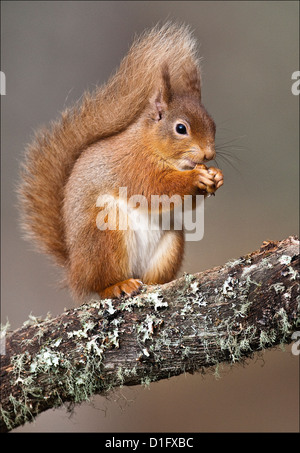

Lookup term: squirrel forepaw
[194,164,224,194]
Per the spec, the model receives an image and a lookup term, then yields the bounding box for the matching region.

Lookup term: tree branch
[1,236,299,432]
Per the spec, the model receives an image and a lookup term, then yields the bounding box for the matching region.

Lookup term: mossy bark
[1,236,299,432]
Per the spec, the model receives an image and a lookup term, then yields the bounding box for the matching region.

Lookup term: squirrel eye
[175,123,187,135]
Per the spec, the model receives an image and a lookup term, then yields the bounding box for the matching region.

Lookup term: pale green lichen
[3,252,298,431]
[222,276,238,298]
[296,295,300,327]
[116,366,125,385]
[183,272,196,284]
[233,301,252,318]
[51,337,62,348]
[101,298,117,315]
[119,295,145,312]
[22,312,52,327]
[67,319,97,339]
[277,308,293,342]
[241,264,257,278]
[279,255,292,265]
[271,283,286,294]
[8,395,34,426]
[213,363,221,379]
[86,337,104,358]
[144,291,168,311]
[287,266,299,281]
[259,329,277,349]
[0,406,14,431]
[29,348,61,373]
[106,328,120,348]
[136,313,163,343]
[11,352,31,385]
[218,334,244,363]
[190,281,199,293]
[140,376,152,388]
[260,258,273,269]
[180,301,194,317]
[226,258,243,268]
[2,299,127,430]
[245,276,261,288]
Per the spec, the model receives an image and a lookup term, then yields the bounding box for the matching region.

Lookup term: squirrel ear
[161,63,172,105]
[184,65,201,99]
[151,64,172,121]
[153,91,167,121]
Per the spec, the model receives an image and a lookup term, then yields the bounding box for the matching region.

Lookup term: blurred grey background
[1,1,299,432]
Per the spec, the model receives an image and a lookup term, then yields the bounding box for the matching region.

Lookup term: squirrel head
[144,64,216,170]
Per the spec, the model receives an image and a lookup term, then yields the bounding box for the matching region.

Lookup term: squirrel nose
[203,146,216,162]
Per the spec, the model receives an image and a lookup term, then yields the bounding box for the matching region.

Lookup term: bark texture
[0,236,299,432]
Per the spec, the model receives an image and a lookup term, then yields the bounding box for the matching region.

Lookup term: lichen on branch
[0,236,299,432]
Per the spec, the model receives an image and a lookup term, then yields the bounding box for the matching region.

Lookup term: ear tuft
[161,63,172,105]
[150,64,173,121]
[184,64,201,99]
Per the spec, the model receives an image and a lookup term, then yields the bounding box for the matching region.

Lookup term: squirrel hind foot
[99,278,143,300]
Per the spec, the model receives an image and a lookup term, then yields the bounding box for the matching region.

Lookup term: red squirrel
[19,23,224,301]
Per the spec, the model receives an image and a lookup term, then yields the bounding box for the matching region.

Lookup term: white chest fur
[96,193,177,279]
[125,206,164,278]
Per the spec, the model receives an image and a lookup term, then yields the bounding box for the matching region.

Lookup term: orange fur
[18,23,224,301]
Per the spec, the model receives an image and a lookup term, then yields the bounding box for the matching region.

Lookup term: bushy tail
[18,22,201,266]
